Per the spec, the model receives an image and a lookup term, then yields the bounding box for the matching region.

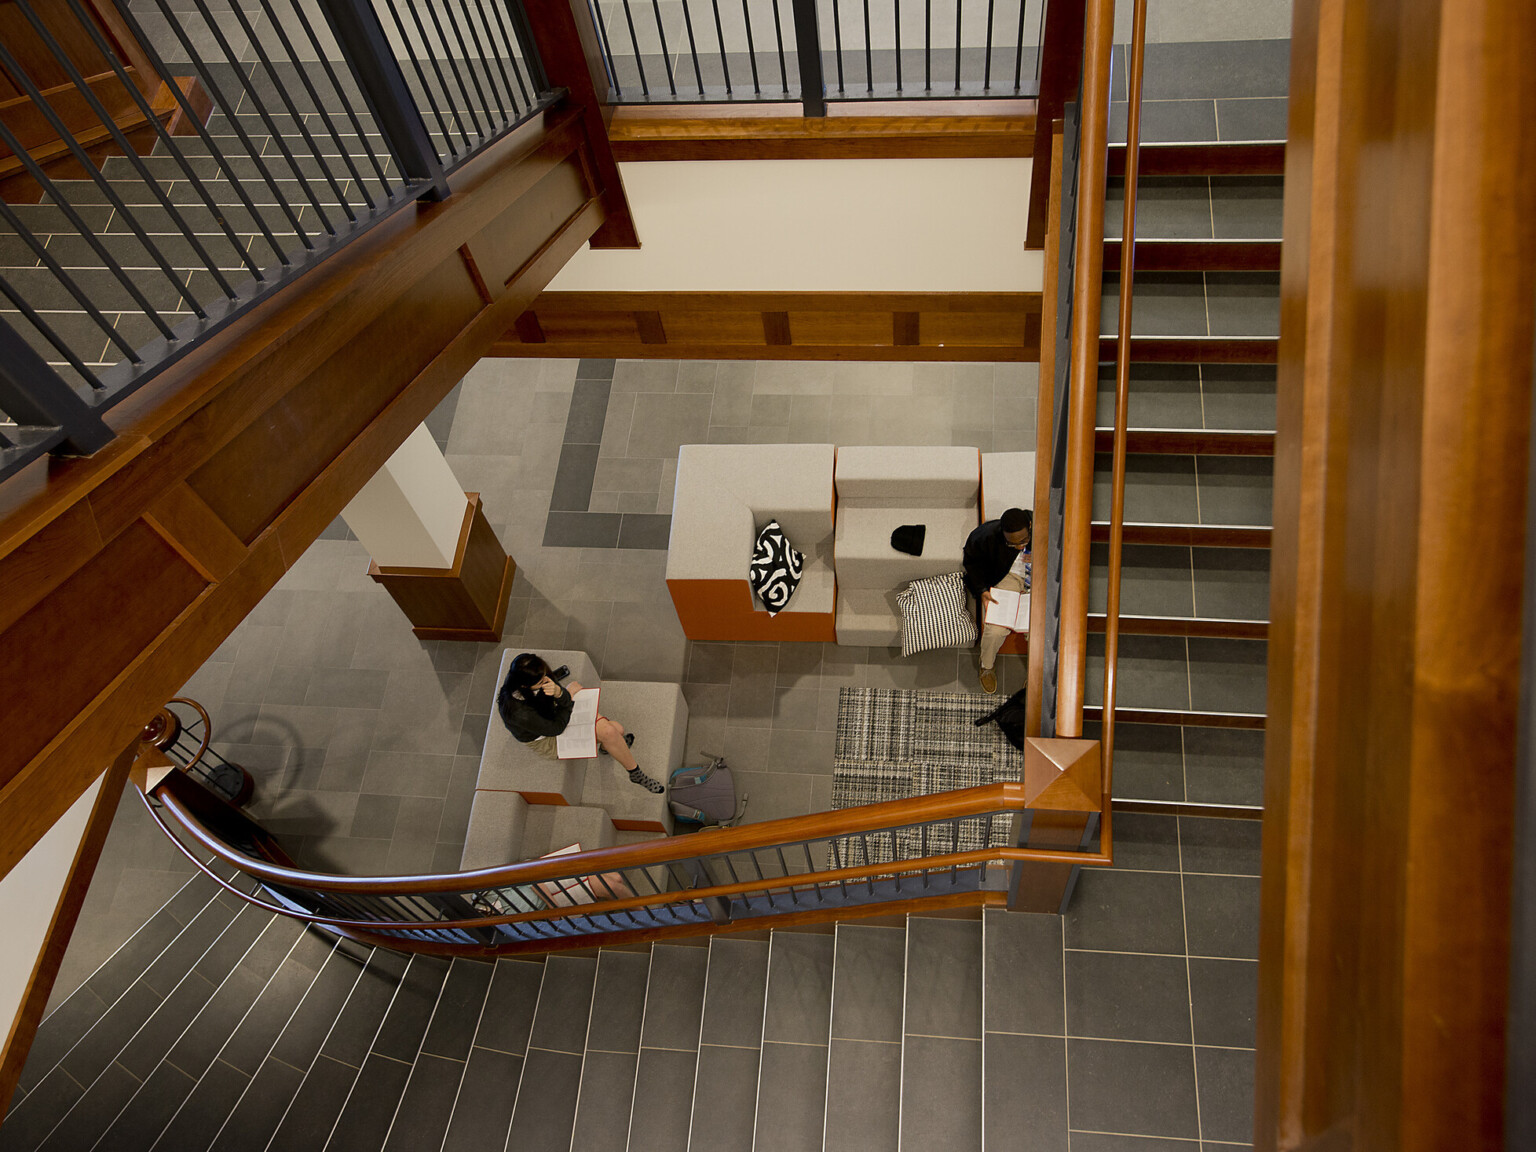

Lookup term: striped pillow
[897,571,978,657]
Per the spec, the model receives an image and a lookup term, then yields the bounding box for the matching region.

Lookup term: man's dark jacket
[962,519,1021,600]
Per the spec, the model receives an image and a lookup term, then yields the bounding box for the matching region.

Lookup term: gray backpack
[668,755,747,829]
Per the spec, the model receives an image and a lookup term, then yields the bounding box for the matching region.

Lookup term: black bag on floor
[668,755,748,830]
[975,687,1029,751]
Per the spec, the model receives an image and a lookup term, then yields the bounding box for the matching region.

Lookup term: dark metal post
[0,317,113,458]
[791,0,826,116]
[315,0,451,201]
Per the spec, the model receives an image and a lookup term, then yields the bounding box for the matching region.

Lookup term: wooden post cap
[1022,737,1102,811]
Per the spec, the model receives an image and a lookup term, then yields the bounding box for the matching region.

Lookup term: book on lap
[984,588,1031,633]
[556,688,600,758]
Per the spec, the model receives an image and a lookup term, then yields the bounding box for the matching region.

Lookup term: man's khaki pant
[979,571,1028,670]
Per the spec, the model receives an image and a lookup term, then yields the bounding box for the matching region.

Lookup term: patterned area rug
[831,688,1025,864]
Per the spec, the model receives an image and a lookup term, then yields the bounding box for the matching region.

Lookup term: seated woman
[495,652,665,794]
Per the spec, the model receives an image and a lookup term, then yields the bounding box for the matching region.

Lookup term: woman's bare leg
[596,717,639,772]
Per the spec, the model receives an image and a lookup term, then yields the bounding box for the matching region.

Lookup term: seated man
[961,507,1032,695]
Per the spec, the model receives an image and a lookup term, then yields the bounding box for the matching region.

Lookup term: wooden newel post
[1007,736,1102,913]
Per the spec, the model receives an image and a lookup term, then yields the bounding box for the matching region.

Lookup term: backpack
[668,755,748,830]
[974,687,1029,751]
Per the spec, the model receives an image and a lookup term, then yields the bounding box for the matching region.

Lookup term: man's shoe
[979,668,998,695]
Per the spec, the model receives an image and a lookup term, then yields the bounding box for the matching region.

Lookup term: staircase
[2,869,1064,1152]
[1090,141,1279,807]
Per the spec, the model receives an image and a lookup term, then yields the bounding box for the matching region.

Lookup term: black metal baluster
[377,0,456,152]
[400,0,476,150]
[924,0,931,90]
[831,0,845,93]
[421,0,488,143]
[894,0,902,92]
[679,0,705,95]
[954,0,962,90]
[740,0,762,94]
[620,0,652,98]
[457,0,510,124]
[586,0,624,98]
[181,0,339,235]
[0,121,174,346]
[287,0,395,194]
[1014,0,1025,91]
[251,0,377,211]
[649,0,677,95]
[14,0,238,300]
[446,0,501,127]
[141,0,314,247]
[0,50,193,330]
[224,0,356,224]
[483,0,532,107]
[770,0,789,94]
[506,0,551,93]
[862,0,873,91]
[468,0,519,114]
[58,0,269,278]
[791,0,824,114]
[983,0,994,90]
[709,0,733,94]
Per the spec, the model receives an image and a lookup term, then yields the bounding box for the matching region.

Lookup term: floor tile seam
[827,1035,901,1045]
[1068,1127,1220,1142]
[1100,866,1261,878]
[1065,947,1256,961]
[468,1040,526,1060]
[698,1041,763,1051]
[760,1038,829,1048]
[902,1031,982,1042]
[585,1046,642,1056]
[526,1043,585,1056]
[638,1043,703,1054]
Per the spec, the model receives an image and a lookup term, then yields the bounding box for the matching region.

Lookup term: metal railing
[587,0,1047,113]
[141,768,1109,955]
[0,0,559,482]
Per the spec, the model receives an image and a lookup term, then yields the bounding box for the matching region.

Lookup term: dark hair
[506,652,552,701]
[1000,507,1032,535]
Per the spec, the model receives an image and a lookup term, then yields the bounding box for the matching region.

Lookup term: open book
[983,588,1031,633]
[555,688,600,758]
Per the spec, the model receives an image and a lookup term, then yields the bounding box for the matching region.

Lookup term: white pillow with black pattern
[897,571,978,657]
[749,519,804,616]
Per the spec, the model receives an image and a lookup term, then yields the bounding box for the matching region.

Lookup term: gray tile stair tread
[753,932,835,1152]
[628,946,709,1152]
[698,938,770,1047]
[983,911,1065,1037]
[527,955,599,1055]
[440,959,544,1152]
[830,924,905,1043]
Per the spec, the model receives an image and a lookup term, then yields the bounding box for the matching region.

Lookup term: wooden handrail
[143,784,1109,936]
[1103,0,1148,783]
[151,780,1051,895]
[1053,0,1116,738]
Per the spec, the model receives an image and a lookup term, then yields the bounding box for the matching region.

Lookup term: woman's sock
[628,766,665,794]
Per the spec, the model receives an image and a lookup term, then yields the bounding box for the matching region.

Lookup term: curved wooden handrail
[1053,0,1117,737]
[151,779,1048,895]
[142,783,1109,935]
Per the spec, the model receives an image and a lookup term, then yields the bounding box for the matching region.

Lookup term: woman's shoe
[628,766,666,794]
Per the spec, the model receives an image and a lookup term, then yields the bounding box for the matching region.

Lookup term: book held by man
[984,588,1031,633]
[556,688,600,758]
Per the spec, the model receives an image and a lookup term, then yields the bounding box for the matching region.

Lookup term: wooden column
[368,493,516,642]
[1258,0,1536,1147]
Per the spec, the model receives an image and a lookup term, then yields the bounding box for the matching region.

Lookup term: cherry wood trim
[1091,521,1272,548]
[0,742,134,1126]
[142,481,249,582]
[1107,140,1286,177]
[1025,121,1066,739]
[1054,0,1116,737]
[1104,238,1282,272]
[607,104,1037,160]
[1092,429,1276,455]
[1025,0,1088,248]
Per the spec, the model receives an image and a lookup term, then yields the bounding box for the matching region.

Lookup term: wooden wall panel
[187,255,485,543]
[0,104,618,881]
[0,522,206,779]
[494,291,1044,362]
[1257,0,1536,1147]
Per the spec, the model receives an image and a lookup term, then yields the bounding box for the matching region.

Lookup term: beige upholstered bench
[460,649,687,870]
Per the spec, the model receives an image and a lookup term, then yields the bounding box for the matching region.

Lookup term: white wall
[0,774,105,1038]
[548,158,1044,293]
